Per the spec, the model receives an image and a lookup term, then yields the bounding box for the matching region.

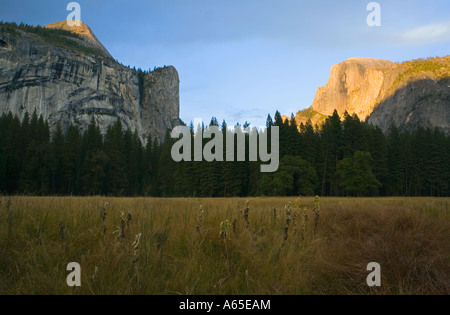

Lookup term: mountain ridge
[291,55,450,133]
[45,20,113,59]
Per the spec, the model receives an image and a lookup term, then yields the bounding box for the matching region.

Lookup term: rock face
[368,78,450,134]
[142,67,181,142]
[312,57,395,120]
[0,22,181,143]
[296,56,450,133]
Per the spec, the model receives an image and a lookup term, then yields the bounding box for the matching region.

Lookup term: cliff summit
[45,20,113,59]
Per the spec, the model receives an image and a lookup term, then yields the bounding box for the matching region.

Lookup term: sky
[1,0,450,128]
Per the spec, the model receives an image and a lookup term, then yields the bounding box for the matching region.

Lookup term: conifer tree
[104,120,128,195]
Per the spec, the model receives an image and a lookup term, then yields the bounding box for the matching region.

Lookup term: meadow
[0,196,449,295]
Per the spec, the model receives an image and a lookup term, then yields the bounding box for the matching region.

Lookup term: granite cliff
[294,56,450,133]
[0,21,181,143]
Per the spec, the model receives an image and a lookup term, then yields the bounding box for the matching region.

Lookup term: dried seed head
[283,202,292,241]
[132,233,142,250]
[132,232,141,264]
[120,212,126,239]
[243,201,250,227]
[101,202,109,221]
[196,205,204,234]
[220,219,231,239]
[314,196,320,211]
[292,212,300,225]
[313,196,320,231]
[285,202,291,217]
[92,266,99,280]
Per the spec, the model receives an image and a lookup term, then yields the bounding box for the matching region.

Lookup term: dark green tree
[319,110,342,196]
[157,130,177,196]
[261,156,317,196]
[104,120,128,195]
[367,125,388,195]
[336,151,381,196]
[62,125,82,194]
[50,124,65,194]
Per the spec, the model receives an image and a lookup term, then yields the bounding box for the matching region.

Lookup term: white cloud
[228,108,266,125]
[400,21,450,45]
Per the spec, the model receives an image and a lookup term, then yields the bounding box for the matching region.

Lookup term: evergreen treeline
[0,110,449,197]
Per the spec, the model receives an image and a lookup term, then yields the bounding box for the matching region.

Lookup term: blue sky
[2,0,450,128]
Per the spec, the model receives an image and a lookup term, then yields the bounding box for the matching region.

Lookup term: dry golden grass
[0,197,449,295]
